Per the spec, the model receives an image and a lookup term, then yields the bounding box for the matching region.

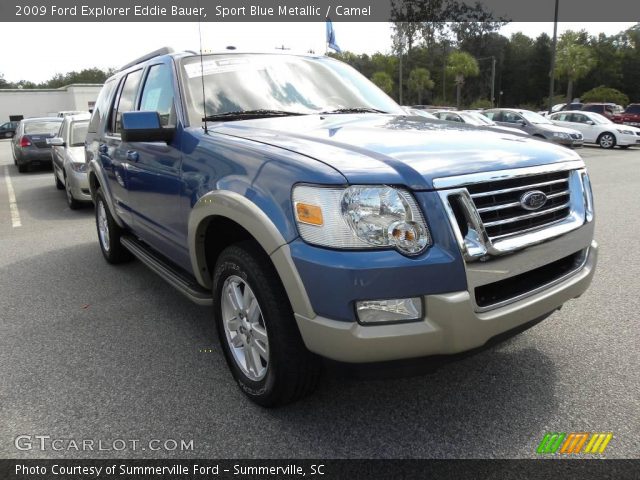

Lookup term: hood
[211,114,582,190]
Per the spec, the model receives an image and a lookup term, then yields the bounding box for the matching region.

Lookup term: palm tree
[408,68,435,104]
[555,31,596,103]
[446,51,479,108]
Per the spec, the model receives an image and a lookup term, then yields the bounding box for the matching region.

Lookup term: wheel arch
[188,191,315,318]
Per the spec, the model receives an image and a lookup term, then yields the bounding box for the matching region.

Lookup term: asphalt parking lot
[0,139,638,459]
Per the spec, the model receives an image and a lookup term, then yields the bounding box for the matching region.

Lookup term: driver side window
[139,64,176,127]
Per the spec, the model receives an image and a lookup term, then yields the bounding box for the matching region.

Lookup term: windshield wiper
[320,107,388,114]
[203,110,306,122]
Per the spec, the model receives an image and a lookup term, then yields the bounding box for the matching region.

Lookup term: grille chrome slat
[483,202,571,228]
[476,190,570,213]
[470,178,568,199]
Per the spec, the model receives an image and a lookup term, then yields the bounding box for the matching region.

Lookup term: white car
[549,110,640,149]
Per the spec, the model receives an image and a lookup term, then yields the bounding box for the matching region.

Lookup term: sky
[0,22,635,83]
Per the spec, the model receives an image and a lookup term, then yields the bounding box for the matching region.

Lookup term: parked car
[612,103,640,127]
[581,103,616,119]
[549,110,640,149]
[0,121,19,138]
[86,48,597,406]
[561,102,584,111]
[11,117,62,172]
[432,110,528,136]
[49,113,92,208]
[402,107,437,119]
[482,108,584,148]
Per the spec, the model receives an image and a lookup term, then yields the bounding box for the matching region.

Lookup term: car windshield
[71,121,89,146]
[180,54,403,123]
[24,120,62,135]
[520,110,553,124]
[461,112,494,125]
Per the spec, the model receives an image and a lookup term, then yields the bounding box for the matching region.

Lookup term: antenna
[197,2,208,133]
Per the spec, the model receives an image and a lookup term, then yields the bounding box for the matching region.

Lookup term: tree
[408,68,434,104]
[581,86,629,106]
[555,31,596,102]
[371,71,394,96]
[446,51,479,108]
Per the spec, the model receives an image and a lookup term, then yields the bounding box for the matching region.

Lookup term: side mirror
[517,119,526,126]
[47,137,64,147]
[121,111,174,143]
[586,120,595,125]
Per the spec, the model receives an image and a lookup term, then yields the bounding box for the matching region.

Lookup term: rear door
[120,62,186,264]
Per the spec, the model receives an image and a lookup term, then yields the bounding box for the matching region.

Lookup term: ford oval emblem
[520,190,548,211]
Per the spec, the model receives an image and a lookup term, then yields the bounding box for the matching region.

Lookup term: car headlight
[553,132,569,139]
[616,129,633,135]
[69,162,87,173]
[292,185,431,256]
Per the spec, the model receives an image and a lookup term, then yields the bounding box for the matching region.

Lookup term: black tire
[65,174,82,210]
[597,132,616,149]
[94,188,133,264]
[213,241,321,407]
[54,168,64,190]
[17,162,28,173]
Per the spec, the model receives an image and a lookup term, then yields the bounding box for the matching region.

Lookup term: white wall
[0,84,102,121]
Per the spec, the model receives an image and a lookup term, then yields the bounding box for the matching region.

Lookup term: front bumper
[295,241,597,363]
[66,168,92,201]
[552,137,583,148]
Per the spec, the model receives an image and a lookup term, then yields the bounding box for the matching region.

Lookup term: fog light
[356,298,422,324]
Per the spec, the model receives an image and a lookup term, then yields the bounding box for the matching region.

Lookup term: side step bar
[120,236,213,306]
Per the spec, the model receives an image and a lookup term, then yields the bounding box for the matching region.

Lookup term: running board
[120,236,213,306]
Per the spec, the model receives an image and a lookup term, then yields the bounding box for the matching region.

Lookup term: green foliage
[371,71,394,95]
[408,68,435,104]
[446,51,480,81]
[0,67,114,89]
[555,31,597,101]
[581,86,629,106]
[469,98,493,109]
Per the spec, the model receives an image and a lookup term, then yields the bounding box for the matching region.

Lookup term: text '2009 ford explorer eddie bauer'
[85,48,597,406]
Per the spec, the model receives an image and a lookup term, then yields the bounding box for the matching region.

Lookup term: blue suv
[86,48,597,406]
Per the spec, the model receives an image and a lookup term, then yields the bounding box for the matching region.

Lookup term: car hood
[211,114,582,190]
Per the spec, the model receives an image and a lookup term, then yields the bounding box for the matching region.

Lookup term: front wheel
[65,175,82,210]
[598,132,616,149]
[213,242,321,407]
[94,188,132,264]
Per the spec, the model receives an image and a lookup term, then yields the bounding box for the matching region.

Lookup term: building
[0,84,103,122]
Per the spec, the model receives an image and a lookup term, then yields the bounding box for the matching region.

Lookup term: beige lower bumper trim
[295,241,598,363]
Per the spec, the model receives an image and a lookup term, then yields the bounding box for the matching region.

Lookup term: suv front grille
[465,170,571,241]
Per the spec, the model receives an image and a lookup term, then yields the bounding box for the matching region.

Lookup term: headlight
[293,185,431,256]
[617,129,633,135]
[69,162,87,173]
[553,132,569,139]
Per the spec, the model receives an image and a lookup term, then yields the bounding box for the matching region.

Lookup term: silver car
[433,110,529,137]
[49,114,91,209]
[483,108,584,148]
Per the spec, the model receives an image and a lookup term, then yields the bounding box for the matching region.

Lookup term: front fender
[188,190,316,319]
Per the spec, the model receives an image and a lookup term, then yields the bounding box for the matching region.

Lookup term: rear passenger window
[113,70,143,135]
[88,78,117,134]
[140,64,176,127]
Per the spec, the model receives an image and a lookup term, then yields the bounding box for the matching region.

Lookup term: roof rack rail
[119,47,174,71]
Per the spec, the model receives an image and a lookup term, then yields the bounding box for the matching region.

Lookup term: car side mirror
[121,111,174,143]
[586,120,595,125]
[517,120,526,126]
[47,137,64,147]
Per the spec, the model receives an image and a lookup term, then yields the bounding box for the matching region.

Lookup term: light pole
[548,0,560,114]
[477,56,497,107]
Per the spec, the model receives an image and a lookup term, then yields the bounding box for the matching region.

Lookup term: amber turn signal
[295,202,324,226]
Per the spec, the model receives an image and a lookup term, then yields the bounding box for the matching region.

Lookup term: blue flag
[325,18,341,53]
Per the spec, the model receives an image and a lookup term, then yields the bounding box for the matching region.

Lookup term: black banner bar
[1,459,639,480]
[2,0,640,22]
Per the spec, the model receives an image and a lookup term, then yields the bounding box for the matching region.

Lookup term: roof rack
[119,47,174,71]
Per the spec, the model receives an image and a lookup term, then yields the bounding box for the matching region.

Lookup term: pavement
[0,139,638,459]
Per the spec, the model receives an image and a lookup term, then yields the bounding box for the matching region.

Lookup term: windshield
[180,54,402,123]
[520,110,552,125]
[460,112,493,126]
[24,120,62,135]
[71,121,89,146]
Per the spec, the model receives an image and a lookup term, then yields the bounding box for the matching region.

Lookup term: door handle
[98,144,108,154]
[126,150,139,162]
